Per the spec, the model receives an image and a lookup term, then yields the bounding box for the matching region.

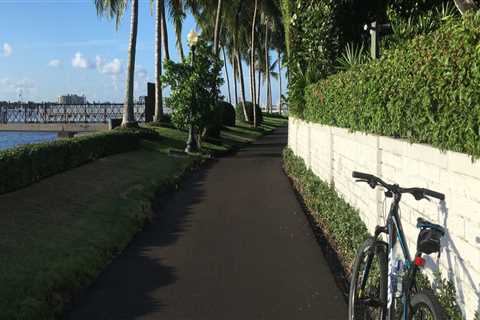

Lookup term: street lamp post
[185,30,199,154]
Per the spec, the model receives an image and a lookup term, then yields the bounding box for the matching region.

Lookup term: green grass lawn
[0,115,287,319]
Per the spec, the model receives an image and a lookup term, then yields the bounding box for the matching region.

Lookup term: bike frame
[373,192,422,320]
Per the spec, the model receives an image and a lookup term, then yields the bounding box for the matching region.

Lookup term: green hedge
[283,147,464,319]
[0,129,144,194]
[301,13,480,157]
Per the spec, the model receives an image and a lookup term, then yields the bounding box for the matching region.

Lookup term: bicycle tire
[409,290,447,320]
[349,237,388,320]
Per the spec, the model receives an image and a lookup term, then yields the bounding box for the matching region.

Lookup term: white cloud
[3,43,12,57]
[72,52,93,69]
[0,78,36,98]
[100,58,122,76]
[48,59,63,68]
[95,55,104,70]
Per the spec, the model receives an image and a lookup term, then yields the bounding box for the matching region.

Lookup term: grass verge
[0,115,286,319]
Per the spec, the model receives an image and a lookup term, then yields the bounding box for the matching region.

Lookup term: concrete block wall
[288,118,480,319]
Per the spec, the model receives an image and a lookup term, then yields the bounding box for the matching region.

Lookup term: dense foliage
[297,13,480,157]
[283,147,464,319]
[235,102,263,126]
[0,129,146,195]
[162,40,223,139]
[219,101,236,126]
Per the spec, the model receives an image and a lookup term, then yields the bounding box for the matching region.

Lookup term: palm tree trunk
[265,20,270,113]
[222,46,232,104]
[268,74,272,113]
[251,0,259,127]
[233,56,238,106]
[154,0,163,121]
[237,51,248,121]
[278,49,282,114]
[257,68,261,107]
[175,22,185,62]
[122,0,138,127]
[213,0,223,56]
[161,0,170,61]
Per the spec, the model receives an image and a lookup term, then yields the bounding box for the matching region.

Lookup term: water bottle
[394,259,404,298]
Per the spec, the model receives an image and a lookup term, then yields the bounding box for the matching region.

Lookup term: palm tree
[154,0,163,121]
[168,0,186,61]
[251,0,259,127]
[95,0,138,127]
[222,46,232,104]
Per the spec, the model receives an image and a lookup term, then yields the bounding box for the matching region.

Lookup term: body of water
[0,132,57,151]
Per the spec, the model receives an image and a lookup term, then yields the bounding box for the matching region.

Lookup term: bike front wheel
[410,290,446,320]
[349,238,387,320]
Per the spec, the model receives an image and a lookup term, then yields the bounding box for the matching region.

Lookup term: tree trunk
[222,46,232,104]
[160,0,170,61]
[454,0,478,14]
[213,0,223,56]
[154,0,163,122]
[257,68,261,107]
[251,0,259,127]
[278,49,282,114]
[265,20,270,113]
[175,22,185,62]
[268,73,272,113]
[233,56,238,106]
[122,0,138,127]
[237,51,248,121]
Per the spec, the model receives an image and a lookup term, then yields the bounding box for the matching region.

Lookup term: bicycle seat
[416,218,445,235]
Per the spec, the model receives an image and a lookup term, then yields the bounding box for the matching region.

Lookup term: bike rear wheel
[349,238,387,320]
[410,290,446,320]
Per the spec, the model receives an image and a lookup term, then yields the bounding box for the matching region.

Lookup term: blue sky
[0,0,286,105]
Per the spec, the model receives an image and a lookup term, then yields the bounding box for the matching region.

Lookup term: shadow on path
[66,126,347,320]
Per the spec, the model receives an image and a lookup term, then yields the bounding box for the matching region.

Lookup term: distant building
[58,94,86,105]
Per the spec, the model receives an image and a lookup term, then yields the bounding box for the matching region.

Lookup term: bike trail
[66,126,347,320]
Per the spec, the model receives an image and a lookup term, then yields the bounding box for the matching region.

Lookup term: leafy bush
[162,39,223,140]
[301,13,480,157]
[219,101,236,126]
[384,2,459,48]
[205,103,224,138]
[235,102,263,126]
[336,43,370,71]
[0,129,144,194]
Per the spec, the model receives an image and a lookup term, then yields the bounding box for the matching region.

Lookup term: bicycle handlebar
[352,171,445,201]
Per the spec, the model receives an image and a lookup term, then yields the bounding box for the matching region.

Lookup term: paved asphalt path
[66,126,347,320]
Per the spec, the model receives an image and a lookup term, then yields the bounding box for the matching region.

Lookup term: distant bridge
[0,102,148,134]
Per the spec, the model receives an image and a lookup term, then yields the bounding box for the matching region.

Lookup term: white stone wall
[288,118,480,319]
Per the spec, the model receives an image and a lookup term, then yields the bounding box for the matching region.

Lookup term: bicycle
[348,171,447,320]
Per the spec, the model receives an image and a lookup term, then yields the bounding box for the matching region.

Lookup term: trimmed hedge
[301,13,480,157]
[235,102,263,126]
[0,129,145,194]
[219,101,236,126]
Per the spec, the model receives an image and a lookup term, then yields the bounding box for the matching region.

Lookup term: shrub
[0,129,145,195]
[235,102,263,126]
[205,102,224,138]
[219,101,236,126]
[302,13,480,158]
[161,40,223,139]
